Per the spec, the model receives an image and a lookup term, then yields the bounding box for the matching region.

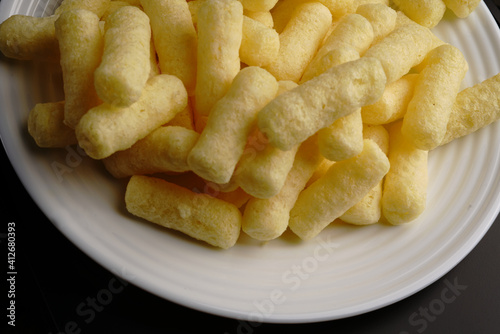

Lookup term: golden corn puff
[289,139,390,240]
[440,72,500,146]
[258,57,387,151]
[402,44,468,150]
[27,101,78,148]
[265,2,332,82]
[363,23,435,84]
[392,0,446,28]
[361,73,418,125]
[382,121,428,225]
[240,15,279,67]
[166,101,195,130]
[243,9,274,28]
[300,46,359,83]
[188,66,278,184]
[194,0,243,119]
[443,0,481,18]
[103,126,199,178]
[270,0,310,33]
[141,0,197,96]
[340,124,389,225]
[242,135,323,241]
[356,2,397,45]
[239,0,279,12]
[94,6,151,107]
[125,175,242,249]
[54,9,103,129]
[76,74,188,160]
[55,0,111,17]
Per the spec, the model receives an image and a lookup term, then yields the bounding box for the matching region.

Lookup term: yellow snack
[318,0,390,19]
[270,0,310,33]
[125,175,242,249]
[188,66,278,184]
[441,72,500,146]
[94,6,151,107]
[289,139,390,240]
[194,0,243,120]
[402,44,468,150]
[264,2,332,82]
[103,126,199,178]
[239,0,279,12]
[54,9,103,129]
[141,0,197,96]
[27,101,78,148]
[242,135,323,241]
[318,109,363,161]
[355,2,397,45]
[361,73,418,125]
[300,46,359,83]
[340,124,389,225]
[55,0,111,17]
[392,0,446,28]
[443,0,481,18]
[100,1,132,21]
[243,9,274,28]
[166,101,195,130]
[258,57,387,151]
[240,15,279,67]
[76,74,188,160]
[382,121,428,225]
[363,23,435,84]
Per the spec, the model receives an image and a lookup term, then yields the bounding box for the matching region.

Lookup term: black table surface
[3,1,500,333]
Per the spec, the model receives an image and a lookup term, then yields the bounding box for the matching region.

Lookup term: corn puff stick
[54,9,103,129]
[258,57,387,151]
[27,101,78,148]
[443,0,481,18]
[318,109,363,161]
[243,9,274,28]
[194,0,243,120]
[356,2,397,45]
[240,15,279,67]
[289,139,390,240]
[239,0,279,12]
[402,44,468,150]
[166,101,195,130]
[125,175,242,249]
[140,0,197,96]
[76,74,188,159]
[270,0,310,33]
[361,73,418,125]
[363,23,435,84]
[265,2,332,82]
[103,126,199,178]
[300,46,359,83]
[440,72,500,146]
[340,125,389,225]
[382,121,428,225]
[188,66,278,184]
[317,0,390,19]
[392,0,446,28]
[242,135,323,241]
[94,6,151,107]
[233,80,298,199]
[55,0,111,17]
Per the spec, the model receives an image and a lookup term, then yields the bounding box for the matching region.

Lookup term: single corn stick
[363,23,435,84]
[270,0,310,33]
[54,9,103,129]
[340,125,389,225]
[239,0,279,12]
[289,139,390,240]
[240,15,279,67]
[125,175,242,249]
[318,109,364,161]
[76,74,188,159]
[55,0,111,17]
[392,0,446,28]
[103,126,199,178]
[188,66,278,184]
[265,2,332,82]
[258,57,387,151]
[242,135,323,241]
[233,80,298,199]
[443,0,481,18]
[194,0,243,120]
[356,2,397,45]
[382,121,428,225]
[440,72,500,146]
[361,73,418,125]
[94,6,151,107]
[141,0,197,96]
[402,44,468,150]
[27,101,77,148]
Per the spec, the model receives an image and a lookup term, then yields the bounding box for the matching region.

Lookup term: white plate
[1,0,500,324]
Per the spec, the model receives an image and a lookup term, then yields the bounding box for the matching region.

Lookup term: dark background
[2,1,500,333]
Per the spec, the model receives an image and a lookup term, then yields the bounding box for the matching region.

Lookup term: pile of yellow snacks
[2,0,499,249]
